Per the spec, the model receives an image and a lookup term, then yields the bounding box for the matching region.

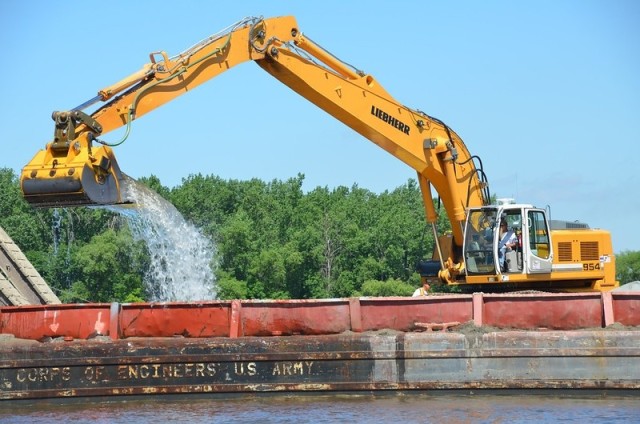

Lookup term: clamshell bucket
[20,109,134,208]
[21,144,128,208]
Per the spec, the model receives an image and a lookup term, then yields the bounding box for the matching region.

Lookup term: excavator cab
[463,208,499,275]
[463,201,553,276]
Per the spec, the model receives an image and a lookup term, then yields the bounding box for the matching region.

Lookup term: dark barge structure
[1,291,639,401]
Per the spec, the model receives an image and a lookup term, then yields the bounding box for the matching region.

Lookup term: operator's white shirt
[412,287,429,297]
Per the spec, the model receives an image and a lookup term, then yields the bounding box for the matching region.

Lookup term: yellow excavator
[20,16,618,292]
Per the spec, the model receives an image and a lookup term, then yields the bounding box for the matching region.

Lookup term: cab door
[523,209,553,274]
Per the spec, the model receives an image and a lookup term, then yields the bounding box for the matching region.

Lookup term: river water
[1,392,638,423]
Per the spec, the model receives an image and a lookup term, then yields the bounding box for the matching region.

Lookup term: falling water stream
[51,208,73,288]
[109,177,218,301]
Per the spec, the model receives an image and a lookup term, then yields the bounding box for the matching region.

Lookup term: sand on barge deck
[0,292,639,401]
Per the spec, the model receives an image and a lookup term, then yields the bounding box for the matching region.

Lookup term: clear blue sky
[1,1,638,253]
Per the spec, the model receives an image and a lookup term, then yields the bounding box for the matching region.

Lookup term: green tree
[0,168,52,253]
[360,278,415,297]
[169,173,234,234]
[68,229,146,303]
[138,174,171,200]
[217,209,255,283]
[215,271,248,300]
[616,251,640,285]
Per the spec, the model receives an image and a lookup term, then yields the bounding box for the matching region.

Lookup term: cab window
[528,210,550,259]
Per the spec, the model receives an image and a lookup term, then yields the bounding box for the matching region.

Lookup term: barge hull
[1,331,639,401]
[1,292,639,401]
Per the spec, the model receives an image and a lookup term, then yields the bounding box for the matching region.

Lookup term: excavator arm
[21,17,298,208]
[21,16,490,281]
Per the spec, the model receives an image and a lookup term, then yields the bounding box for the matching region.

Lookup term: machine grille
[557,242,573,262]
[580,241,600,261]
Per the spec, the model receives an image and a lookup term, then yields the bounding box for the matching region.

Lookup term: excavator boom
[21,16,488,246]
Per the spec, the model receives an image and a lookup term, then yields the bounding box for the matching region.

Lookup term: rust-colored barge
[1,292,639,401]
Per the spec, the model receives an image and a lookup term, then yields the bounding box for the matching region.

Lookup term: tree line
[1,167,638,303]
[0,168,448,302]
